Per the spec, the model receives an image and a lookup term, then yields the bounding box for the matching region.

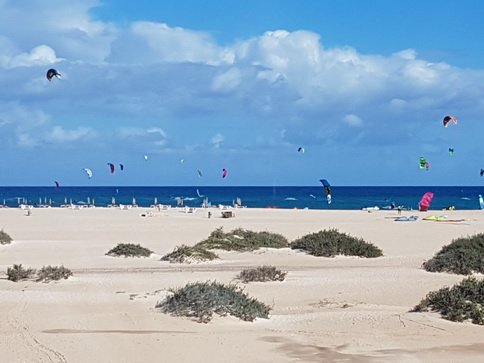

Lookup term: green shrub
[423,233,484,275]
[290,228,383,258]
[161,245,219,263]
[156,281,271,323]
[236,266,287,283]
[0,229,13,245]
[196,227,289,252]
[37,265,73,282]
[411,277,484,325]
[7,264,36,282]
[106,243,153,257]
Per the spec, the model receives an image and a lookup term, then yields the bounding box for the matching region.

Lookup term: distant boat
[285,197,297,201]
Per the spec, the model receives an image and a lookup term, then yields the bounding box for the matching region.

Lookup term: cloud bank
[1,0,483,185]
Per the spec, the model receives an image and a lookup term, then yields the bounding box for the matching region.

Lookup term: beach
[1,206,483,362]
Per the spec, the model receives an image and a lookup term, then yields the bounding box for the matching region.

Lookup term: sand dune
[1,207,483,362]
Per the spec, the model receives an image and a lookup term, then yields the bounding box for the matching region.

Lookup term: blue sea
[0,186,483,210]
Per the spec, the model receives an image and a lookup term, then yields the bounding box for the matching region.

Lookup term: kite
[144,155,148,160]
[419,157,429,170]
[83,168,93,179]
[197,169,202,178]
[448,148,454,156]
[46,68,61,81]
[222,168,228,178]
[419,192,434,211]
[54,181,60,188]
[108,163,115,174]
[419,157,426,169]
[298,147,305,153]
[443,116,458,127]
[319,179,332,204]
[119,164,124,171]
[481,169,484,177]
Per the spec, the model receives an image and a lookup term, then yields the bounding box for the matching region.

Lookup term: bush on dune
[7,264,36,282]
[236,266,287,283]
[0,228,13,245]
[196,227,289,252]
[422,233,484,275]
[37,265,73,282]
[290,228,383,258]
[7,264,73,282]
[411,277,484,325]
[156,281,271,323]
[106,243,153,258]
[161,244,219,263]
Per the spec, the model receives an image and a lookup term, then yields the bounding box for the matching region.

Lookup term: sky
[1,0,484,186]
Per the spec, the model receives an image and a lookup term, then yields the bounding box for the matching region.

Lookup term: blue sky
[1,0,484,186]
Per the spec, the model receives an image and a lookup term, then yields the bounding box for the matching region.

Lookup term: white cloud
[211,67,241,92]
[394,49,417,60]
[211,133,224,148]
[342,114,363,127]
[44,126,96,143]
[2,45,63,69]
[108,21,231,65]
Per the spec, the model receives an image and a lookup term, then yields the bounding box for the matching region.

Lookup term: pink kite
[419,192,434,212]
[222,168,228,178]
[108,163,115,174]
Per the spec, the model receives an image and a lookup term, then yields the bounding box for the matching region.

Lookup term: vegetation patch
[196,227,289,252]
[290,228,383,258]
[161,244,219,263]
[156,281,271,323]
[411,277,484,325]
[236,265,287,283]
[106,243,153,258]
[37,265,73,282]
[0,229,13,245]
[422,233,484,275]
[7,264,36,282]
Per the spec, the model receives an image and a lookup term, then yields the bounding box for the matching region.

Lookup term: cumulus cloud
[108,21,231,65]
[2,45,63,69]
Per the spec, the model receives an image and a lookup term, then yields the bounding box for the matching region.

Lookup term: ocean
[0,186,483,210]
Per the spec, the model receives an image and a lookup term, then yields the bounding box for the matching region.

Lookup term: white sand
[1,206,483,362]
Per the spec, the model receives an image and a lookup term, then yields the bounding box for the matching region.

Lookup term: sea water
[0,186,483,210]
